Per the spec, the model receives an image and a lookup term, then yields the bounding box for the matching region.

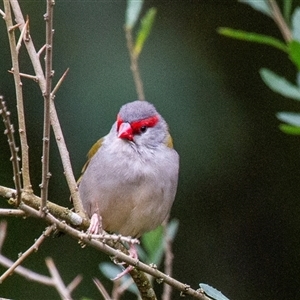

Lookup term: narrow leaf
[289,40,300,70]
[291,7,300,42]
[239,0,271,17]
[125,0,143,29]
[199,283,230,300]
[283,0,293,24]
[134,7,157,56]
[279,124,300,135]
[142,225,163,256]
[218,28,288,52]
[260,68,300,100]
[277,112,300,126]
[142,225,164,265]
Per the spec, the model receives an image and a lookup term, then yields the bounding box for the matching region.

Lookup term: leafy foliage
[219,1,300,135]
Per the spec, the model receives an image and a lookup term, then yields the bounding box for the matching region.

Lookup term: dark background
[1,1,300,299]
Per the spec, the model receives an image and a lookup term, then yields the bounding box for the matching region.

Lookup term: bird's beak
[118,122,133,141]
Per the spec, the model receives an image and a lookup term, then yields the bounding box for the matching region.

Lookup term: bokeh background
[1,1,300,299]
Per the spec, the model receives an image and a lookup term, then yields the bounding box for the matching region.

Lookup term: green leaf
[218,28,288,52]
[289,40,300,70]
[277,112,300,126]
[134,7,157,56]
[125,0,143,29]
[199,283,230,300]
[283,0,293,24]
[239,0,271,17]
[142,225,164,264]
[279,124,300,135]
[141,219,179,266]
[260,68,300,100]
[291,7,300,42]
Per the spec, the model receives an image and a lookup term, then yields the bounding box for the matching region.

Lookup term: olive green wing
[77,137,104,185]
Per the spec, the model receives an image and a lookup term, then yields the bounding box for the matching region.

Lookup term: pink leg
[112,244,138,281]
[87,213,101,234]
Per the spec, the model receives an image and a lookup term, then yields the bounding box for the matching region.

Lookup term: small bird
[78,100,179,276]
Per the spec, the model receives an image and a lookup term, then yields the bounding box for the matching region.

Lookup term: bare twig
[67,274,83,294]
[0,254,53,285]
[37,44,46,57]
[9,0,86,218]
[16,18,28,52]
[79,233,139,245]
[51,68,69,98]
[0,221,82,294]
[0,225,54,283]
[15,202,207,299]
[45,257,74,300]
[0,208,26,217]
[0,8,5,16]
[0,221,8,252]
[0,185,88,228]
[4,0,32,193]
[112,277,135,299]
[8,69,38,81]
[40,0,55,214]
[162,217,174,300]
[93,277,113,300]
[8,22,21,31]
[0,98,22,206]
[125,27,145,101]
[268,0,292,42]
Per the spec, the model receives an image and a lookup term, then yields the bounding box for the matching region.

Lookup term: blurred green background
[1,1,300,299]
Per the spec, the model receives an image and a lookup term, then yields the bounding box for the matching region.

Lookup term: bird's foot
[87,213,102,235]
[112,244,138,281]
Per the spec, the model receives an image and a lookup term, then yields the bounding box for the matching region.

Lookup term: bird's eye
[140,126,147,133]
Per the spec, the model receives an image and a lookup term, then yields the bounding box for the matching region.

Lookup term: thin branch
[0,8,5,16]
[9,0,86,218]
[268,0,292,42]
[45,257,74,300]
[51,68,69,98]
[0,208,26,217]
[8,69,38,81]
[0,221,7,252]
[0,98,22,206]
[80,233,139,245]
[15,202,209,300]
[16,18,28,53]
[40,0,55,214]
[37,44,46,57]
[125,27,145,101]
[0,186,88,229]
[4,0,32,193]
[0,254,53,285]
[93,277,113,300]
[67,274,83,294]
[0,221,81,295]
[0,225,54,283]
[8,22,21,31]
[162,217,174,300]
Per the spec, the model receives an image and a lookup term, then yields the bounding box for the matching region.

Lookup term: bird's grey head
[116,100,168,148]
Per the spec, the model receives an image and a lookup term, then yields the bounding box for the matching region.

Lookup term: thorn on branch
[0,8,5,17]
[37,44,46,57]
[16,18,29,53]
[25,15,30,42]
[0,97,22,206]
[8,22,21,32]
[51,68,69,98]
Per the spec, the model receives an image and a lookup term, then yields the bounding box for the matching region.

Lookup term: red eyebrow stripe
[117,114,159,133]
[130,115,159,133]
